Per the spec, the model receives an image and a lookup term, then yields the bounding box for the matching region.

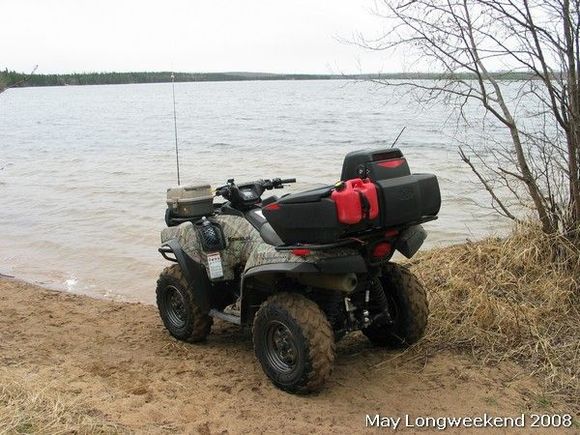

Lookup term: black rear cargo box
[341,148,411,181]
[376,174,441,226]
[263,174,441,245]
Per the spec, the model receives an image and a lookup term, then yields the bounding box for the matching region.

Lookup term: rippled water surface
[0,80,511,302]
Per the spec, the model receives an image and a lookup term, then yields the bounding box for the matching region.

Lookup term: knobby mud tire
[156,264,212,343]
[363,263,428,348]
[253,292,335,394]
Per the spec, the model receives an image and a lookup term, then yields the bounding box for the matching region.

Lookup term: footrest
[209,309,241,325]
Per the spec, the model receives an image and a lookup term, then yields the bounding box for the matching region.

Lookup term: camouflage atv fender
[160,214,261,281]
[243,243,362,272]
[240,243,364,325]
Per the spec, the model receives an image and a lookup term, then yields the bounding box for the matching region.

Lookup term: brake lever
[261,179,274,190]
[271,177,295,189]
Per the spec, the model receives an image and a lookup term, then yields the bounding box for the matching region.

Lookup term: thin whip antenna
[171,73,181,185]
[390,126,406,148]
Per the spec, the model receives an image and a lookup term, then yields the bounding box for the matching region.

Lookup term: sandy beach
[0,276,576,434]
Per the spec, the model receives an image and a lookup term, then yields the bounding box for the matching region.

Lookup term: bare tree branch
[360,0,580,238]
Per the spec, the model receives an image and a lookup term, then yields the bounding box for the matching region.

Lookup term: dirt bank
[0,277,576,434]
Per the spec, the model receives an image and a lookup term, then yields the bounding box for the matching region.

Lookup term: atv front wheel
[156,264,212,342]
[363,263,428,347]
[252,293,335,394]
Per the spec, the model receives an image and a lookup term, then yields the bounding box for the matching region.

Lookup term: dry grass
[0,369,122,435]
[411,223,579,409]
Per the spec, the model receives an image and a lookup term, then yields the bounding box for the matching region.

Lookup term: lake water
[0,80,511,303]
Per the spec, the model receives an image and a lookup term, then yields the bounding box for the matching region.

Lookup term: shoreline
[0,237,483,306]
[0,239,469,306]
[0,271,146,305]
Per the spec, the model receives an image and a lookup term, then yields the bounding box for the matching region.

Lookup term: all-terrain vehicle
[156,148,440,393]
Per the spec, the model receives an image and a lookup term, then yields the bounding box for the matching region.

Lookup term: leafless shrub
[357,0,580,240]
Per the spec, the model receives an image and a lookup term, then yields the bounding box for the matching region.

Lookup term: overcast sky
[1,0,396,75]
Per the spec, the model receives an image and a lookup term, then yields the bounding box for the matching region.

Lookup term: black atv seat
[245,209,283,246]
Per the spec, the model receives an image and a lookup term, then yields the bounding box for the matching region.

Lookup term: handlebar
[214,177,297,210]
[270,177,296,189]
[215,177,296,197]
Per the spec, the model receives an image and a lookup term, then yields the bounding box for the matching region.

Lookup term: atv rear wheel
[156,264,212,342]
[252,293,335,394]
[363,263,428,348]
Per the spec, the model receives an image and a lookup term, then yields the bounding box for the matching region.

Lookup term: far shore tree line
[0,66,37,93]
[0,69,538,91]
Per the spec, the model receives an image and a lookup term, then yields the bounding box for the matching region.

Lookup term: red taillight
[378,158,405,169]
[385,229,398,238]
[264,203,281,211]
[291,248,311,257]
[372,242,392,258]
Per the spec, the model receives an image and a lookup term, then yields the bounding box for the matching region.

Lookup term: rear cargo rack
[274,215,438,252]
[275,238,360,251]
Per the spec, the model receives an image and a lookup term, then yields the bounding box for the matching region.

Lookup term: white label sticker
[206,252,224,280]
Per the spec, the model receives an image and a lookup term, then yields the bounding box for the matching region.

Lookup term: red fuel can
[331,178,379,224]
[331,183,362,224]
[347,178,379,220]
